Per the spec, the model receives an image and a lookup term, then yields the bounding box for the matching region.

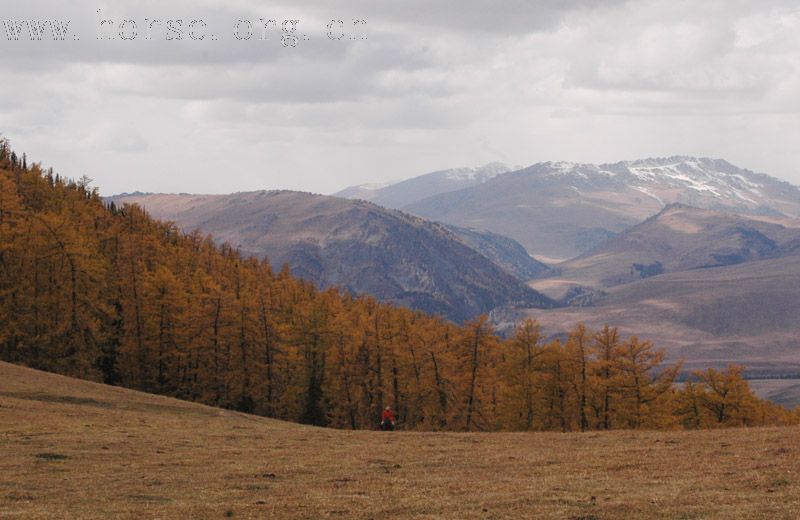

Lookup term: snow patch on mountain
[444,162,511,181]
[632,186,664,205]
[528,156,777,207]
[619,157,766,203]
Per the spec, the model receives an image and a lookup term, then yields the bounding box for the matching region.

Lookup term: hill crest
[109,190,554,322]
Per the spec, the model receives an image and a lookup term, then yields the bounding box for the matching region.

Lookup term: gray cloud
[1,0,799,196]
[271,0,629,35]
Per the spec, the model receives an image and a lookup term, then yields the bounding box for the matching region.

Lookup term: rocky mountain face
[534,204,800,298]
[108,191,554,323]
[402,157,800,261]
[335,162,511,209]
[444,225,550,281]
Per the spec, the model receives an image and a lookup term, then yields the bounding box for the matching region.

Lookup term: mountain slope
[404,157,800,261]
[534,204,800,297]
[527,255,800,376]
[335,162,511,209]
[445,225,551,280]
[109,191,554,322]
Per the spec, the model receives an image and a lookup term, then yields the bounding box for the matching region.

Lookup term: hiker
[380,406,396,431]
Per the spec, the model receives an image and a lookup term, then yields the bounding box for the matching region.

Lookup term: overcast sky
[2,0,800,195]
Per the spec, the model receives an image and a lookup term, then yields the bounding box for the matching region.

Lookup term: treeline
[0,142,796,431]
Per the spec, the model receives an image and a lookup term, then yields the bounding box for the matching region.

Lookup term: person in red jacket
[380,406,396,431]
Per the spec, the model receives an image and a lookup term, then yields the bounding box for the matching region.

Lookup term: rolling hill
[526,255,800,377]
[2,360,799,519]
[523,204,800,378]
[108,190,554,322]
[534,204,800,297]
[403,157,800,261]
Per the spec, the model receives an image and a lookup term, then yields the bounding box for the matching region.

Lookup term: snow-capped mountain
[403,157,800,260]
[538,157,799,216]
[335,162,511,209]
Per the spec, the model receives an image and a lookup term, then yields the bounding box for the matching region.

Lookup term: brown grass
[1,361,799,519]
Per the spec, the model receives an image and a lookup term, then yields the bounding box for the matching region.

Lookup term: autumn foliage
[0,141,796,431]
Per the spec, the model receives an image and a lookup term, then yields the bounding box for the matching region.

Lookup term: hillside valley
[111,160,800,379]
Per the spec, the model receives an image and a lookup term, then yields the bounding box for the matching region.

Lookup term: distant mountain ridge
[527,254,800,377]
[108,190,555,323]
[335,162,512,209]
[401,157,800,260]
[532,203,800,298]
[107,158,800,379]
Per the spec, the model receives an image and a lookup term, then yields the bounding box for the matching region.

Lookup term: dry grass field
[1,361,799,519]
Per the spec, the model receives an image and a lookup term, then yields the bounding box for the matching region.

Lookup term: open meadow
[1,361,799,519]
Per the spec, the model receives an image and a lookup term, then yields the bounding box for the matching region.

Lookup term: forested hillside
[0,142,796,431]
[107,190,553,323]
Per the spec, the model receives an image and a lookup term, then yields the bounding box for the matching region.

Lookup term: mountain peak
[404,156,800,260]
[475,161,512,175]
[442,162,511,181]
[336,162,511,209]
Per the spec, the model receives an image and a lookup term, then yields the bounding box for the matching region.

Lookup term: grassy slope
[1,362,799,519]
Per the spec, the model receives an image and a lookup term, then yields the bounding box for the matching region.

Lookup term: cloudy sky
[2,0,800,195]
